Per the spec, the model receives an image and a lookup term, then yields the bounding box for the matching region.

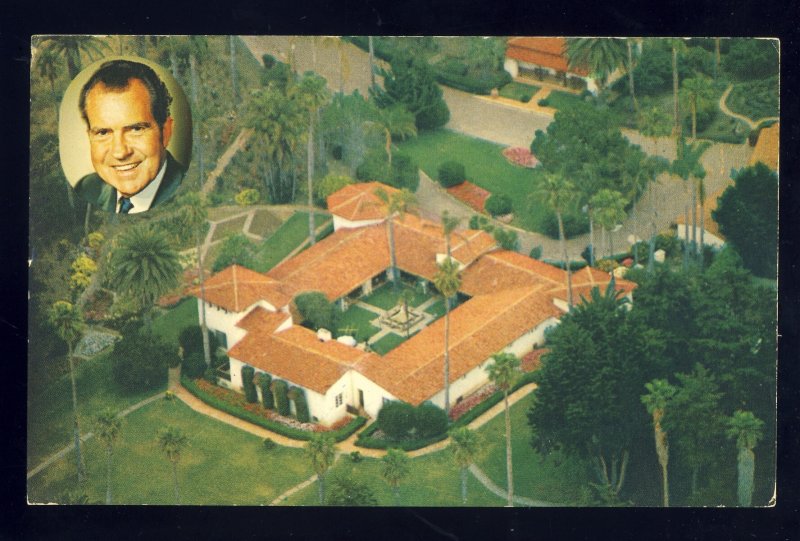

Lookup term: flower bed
[448,383,497,421]
[182,375,366,442]
[446,181,491,213]
[74,329,119,358]
[502,147,540,168]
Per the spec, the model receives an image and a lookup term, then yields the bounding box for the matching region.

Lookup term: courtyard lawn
[499,81,540,102]
[211,214,248,242]
[472,392,590,505]
[151,297,200,348]
[252,212,330,273]
[360,282,431,311]
[248,208,284,238]
[336,305,381,342]
[397,130,548,233]
[424,299,447,319]
[28,399,314,505]
[544,90,585,112]
[370,333,407,356]
[278,450,505,506]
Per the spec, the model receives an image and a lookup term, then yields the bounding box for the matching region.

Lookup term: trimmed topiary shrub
[493,227,519,251]
[415,402,449,438]
[235,188,260,206]
[182,351,207,379]
[294,291,338,332]
[390,153,420,192]
[241,366,258,403]
[288,386,311,423]
[437,161,466,188]
[271,379,290,416]
[538,98,550,107]
[529,245,543,260]
[263,437,276,450]
[377,401,416,440]
[485,194,513,217]
[257,372,274,409]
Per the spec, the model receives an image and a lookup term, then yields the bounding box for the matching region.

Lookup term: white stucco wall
[333,215,384,231]
[200,299,285,348]
[676,225,725,249]
[349,371,397,419]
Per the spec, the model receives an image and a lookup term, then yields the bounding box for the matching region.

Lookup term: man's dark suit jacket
[72,151,186,212]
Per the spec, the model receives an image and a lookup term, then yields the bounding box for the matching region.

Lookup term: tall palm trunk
[171,461,180,504]
[443,302,451,414]
[67,345,85,485]
[229,35,238,108]
[368,36,376,87]
[308,110,316,245]
[698,179,706,266]
[588,209,595,267]
[317,474,325,504]
[672,45,680,138]
[683,205,690,271]
[189,54,205,182]
[714,39,721,80]
[653,411,670,507]
[626,40,639,114]
[386,217,397,284]
[84,203,92,238]
[737,447,755,506]
[557,212,573,307]
[384,129,392,167]
[460,466,468,504]
[105,446,113,504]
[198,234,211,367]
[691,178,698,255]
[504,391,514,507]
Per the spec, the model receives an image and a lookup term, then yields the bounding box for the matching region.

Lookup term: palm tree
[375,188,416,285]
[186,36,210,182]
[641,379,677,507]
[449,426,480,504]
[368,36,376,87]
[671,138,711,260]
[177,192,211,366]
[48,301,86,486]
[433,257,462,415]
[297,72,332,246]
[564,38,627,97]
[590,189,628,258]
[38,36,109,79]
[306,433,337,504]
[537,172,576,306]
[94,408,123,504]
[441,210,461,260]
[726,411,764,506]
[323,37,352,93]
[108,224,182,328]
[229,35,239,108]
[381,448,411,505]
[625,39,641,114]
[680,76,716,142]
[667,38,688,138]
[368,103,417,167]
[157,426,188,504]
[398,287,416,338]
[486,352,521,507]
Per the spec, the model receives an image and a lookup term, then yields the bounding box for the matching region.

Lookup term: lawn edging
[181,375,366,442]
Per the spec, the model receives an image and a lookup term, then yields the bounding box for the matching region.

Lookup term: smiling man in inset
[74,60,186,214]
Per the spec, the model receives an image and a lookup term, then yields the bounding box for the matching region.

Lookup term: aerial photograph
[28,35,778,506]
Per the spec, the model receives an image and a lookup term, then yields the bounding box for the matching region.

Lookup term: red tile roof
[326,181,399,222]
[235,306,291,333]
[749,122,779,171]
[506,37,590,77]
[189,265,291,312]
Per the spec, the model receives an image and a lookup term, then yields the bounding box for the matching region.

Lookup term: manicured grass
[211,214,248,242]
[398,129,547,233]
[248,208,283,238]
[499,82,539,102]
[727,76,779,121]
[370,333,407,356]
[360,282,431,311]
[472,392,590,505]
[26,351,166,470]
[336,305,381,342]
[279,450,505,506]
[28,399,315,505]
[151,297,199,348]
[424,299,447,319]
[544,90,585,111]
[252,212,330,273]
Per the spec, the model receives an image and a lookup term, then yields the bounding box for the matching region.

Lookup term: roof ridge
[233,265,240,311]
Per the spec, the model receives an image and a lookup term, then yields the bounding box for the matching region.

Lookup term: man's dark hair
[79,59,173,129]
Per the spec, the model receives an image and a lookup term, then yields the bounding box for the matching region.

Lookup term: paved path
[202,128,253,194]
[469,464,557,507]
[26,392,166,480]
[718,84,779,130]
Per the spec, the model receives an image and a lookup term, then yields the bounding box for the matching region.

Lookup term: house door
[358,389,364,408]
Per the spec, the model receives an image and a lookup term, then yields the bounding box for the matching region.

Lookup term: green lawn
[151,297,199,348]
[211,214,248,242]
[424,299,447,319]
[28,399,314,505]
[248,208,283,238]
[398,130,547,233]
[543,90,585,111]
[360,282,431,311]
[499,82,539,102]
[252,212,330,272]
[336,305,381,342]
[279,450,505,506]
[472,392,590,505]
[370,333,407,356]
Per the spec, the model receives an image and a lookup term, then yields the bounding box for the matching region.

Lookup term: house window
[335,393,343,407]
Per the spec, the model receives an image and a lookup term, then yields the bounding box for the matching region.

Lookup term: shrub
[377,401,416,440]
[271,379,290,416]
[437,161,466,188]
[257,372,274,409]
[203,366,218,383]
[434,68,512,95]
[235,188,260,206]
[390,152,420,192]
[288,386,311,423]
[723,39,778,80]
[349,451,363,463]
[529,245,543,260]
[437,58,468,76]
[493,227,519,251]
[241,366,258,403]
[355,149,391,182]
[469,214,493,232]
[263,438,276,451]
[212,234,257,272]
[182,351,207,379]
[596,259,620,273]
[112,330,173,394]
[541,209,590,238]
[415,402,448,438]
[315,174,354,206]
[538,98,550,107]
[294,291,338,332]
[485,194,513,217]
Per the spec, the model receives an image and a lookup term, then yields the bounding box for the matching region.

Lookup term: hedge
[181,375,366,442]
[343,36,394,63]
[272,379,291,416]
[241,366,258,403]
[437,160,466,188]
[450,370,538,428]
[434,68,512,96]
[541,258,589,271]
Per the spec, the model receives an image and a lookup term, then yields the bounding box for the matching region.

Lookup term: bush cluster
[437,161,466,188]
[376,400,449,441]
[294,291,339,332]
[271,379,290,416]
[178,327,220,379]
[355,150,420,192]
[484,194,513,217]
[241,366,258,403]
[112,329,175,394]
[540,209,590,239]
[434,66,512,96]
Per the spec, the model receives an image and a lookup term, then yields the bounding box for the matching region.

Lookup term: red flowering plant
[502,147,540,168]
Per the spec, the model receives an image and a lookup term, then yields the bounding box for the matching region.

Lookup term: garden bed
[446,181,490,213]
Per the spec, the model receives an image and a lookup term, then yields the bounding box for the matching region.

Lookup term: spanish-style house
[503,37,626,95]
[192,182,635,427]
